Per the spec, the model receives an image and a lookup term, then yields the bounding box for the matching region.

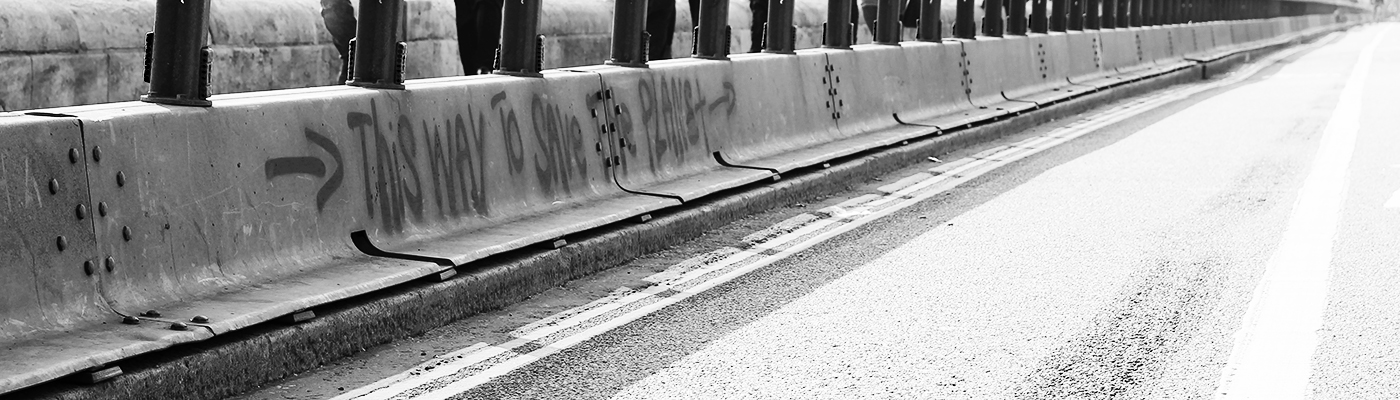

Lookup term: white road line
[1214,26,1389,400]
[1385,190,1400,208]
[341,32,1333,400]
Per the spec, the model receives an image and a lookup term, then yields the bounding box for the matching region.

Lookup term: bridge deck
[236,23,1400,400]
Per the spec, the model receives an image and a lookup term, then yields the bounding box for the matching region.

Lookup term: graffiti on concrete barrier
[264,129,344,212]
[265,90,593,235]
[619,76,736,172]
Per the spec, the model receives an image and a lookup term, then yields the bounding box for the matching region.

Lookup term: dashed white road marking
[332,33,1334,400]
[1214,26,1390,400]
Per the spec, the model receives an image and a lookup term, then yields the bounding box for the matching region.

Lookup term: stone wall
[0,0,941,111]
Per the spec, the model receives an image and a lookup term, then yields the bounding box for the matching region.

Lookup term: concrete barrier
[0,15,1360,395]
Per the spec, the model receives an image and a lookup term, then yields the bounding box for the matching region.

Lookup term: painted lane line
[1214,26,1388,400]
[346,33,1334,400]
[336,219,843,400]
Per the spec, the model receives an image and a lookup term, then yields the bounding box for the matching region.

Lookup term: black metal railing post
[143,0,213,107]
[694,0,730,59]
[765,0,798,52]
[824,0,856,47]
[496,0,544,76]
[955,0,977,38]
[1129,0,1143,26]
[1103,0,1118,27]
[917,0,944,40]
[1143,0,1156,25]
[1050,0,1068,31]
[983,0,1005,36]
[876,0,903,43]
[349,0,409,88]
[1008,0,1028,34]
[1031,0,1049,32]
[1117,0,1131,26]
[1086,0,1101,28]
[608,0,649,66]
[1069,0,1084,29]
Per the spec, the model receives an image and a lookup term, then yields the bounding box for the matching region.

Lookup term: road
[234,23,1400,400]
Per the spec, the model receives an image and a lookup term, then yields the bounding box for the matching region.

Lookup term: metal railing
[141,0,1343,107]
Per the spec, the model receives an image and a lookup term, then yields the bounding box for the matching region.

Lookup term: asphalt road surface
[235,23,1400,400]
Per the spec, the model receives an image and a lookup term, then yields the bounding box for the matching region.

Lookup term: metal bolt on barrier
[56,236,68,252]
[191,315,210,323]
[116,171,127,187]
[68,148,79,164]
[142,0,212,107]
[91,146,102,163]
[497,0,545,76]
[122,315,140,325]
[169,322,188,331]
[48,179,58,195]
[141,310,161,318]
[350,0,409,88]
[83,260,94,276]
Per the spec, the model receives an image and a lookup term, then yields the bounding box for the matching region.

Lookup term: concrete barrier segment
[997,34,1088,105]
[960,36,1042,113]
[708,52,850,173]
[888,42,982,126]
[585,60,777,201]
[0,115,108,344]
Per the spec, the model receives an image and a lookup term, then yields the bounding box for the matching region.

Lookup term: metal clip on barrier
[983,0,1005,37]
[1007,0,1027,35]
[918,0,943,41]
[608,0,649,67]
[694,0,730,60]
[350,0,408,89]
[764,0,797,53]
[824,0,855,48]
[955,0,977,38]
[497,0,545,76]
[142,0,213,107]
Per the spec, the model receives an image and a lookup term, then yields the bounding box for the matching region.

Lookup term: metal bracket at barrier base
[892,113,942,130]
[714,152,781,174]
[351,231,457,267]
